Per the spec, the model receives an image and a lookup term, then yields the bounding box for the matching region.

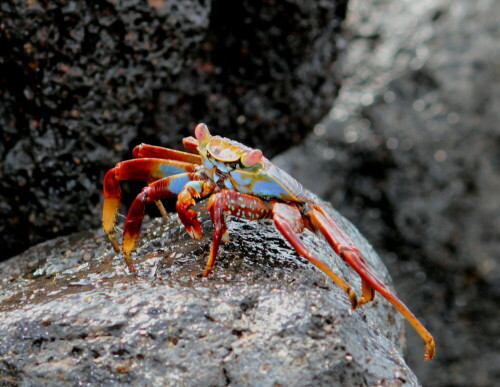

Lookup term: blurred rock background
[1,0,499,385]
[0,0,346,258]
[276,0,499,385]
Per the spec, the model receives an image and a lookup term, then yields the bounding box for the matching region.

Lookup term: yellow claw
[122,232,137,272]
[102,197,120,252]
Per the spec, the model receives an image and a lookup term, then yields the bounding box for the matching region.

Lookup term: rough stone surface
[0,204,419,386]
[0,0,347,259]
[275,0,500,385]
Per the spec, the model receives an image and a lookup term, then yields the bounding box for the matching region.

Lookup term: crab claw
[176,180,216,241]
[176,192,202,240]
[184,222,203,240]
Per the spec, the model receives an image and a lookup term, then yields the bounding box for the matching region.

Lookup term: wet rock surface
[275,0,500,385]
[0,0,347,259]
[0,205,419,386]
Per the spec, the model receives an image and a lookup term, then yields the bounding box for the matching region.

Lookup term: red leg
[102,158,197,252]
[132,143,202,165]
[121,173,199,271]
[271,202,358,309]
[131,146,201,221]
[205,190,271,277]
[307,203,435,360]
[112,158,197,181]
[182,136,199,154]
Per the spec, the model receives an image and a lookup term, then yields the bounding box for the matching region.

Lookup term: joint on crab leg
[271,202,358,309]
[205,190,271,277]
[121,173,198,272]
[176,180,216,240]
[307,204,435,360]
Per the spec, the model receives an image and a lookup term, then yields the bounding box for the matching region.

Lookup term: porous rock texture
[0,204,419,386]
[275,0,500,385]
[0,0,347,259]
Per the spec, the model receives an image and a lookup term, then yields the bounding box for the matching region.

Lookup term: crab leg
[307,204,435,360]
[131,145,202,220]
[132,143,202,164]
[103,158,197,252]
[271,202,358,309]
[182,136,201,154]
[121,173,201,271]
[205,190,271,277]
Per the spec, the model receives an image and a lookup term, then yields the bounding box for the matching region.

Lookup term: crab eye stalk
[241,149,263,167]
[194,123,211,143]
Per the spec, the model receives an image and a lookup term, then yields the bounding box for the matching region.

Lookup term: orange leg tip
[122,253,137,273]
[347,289,358,310]
[356,296,372,308]
[185,226,202,240]
[110,239,120,253]
[202,266,213,277]
[122,241,134,255]
[122,234,139,267]
[424,339,435,360]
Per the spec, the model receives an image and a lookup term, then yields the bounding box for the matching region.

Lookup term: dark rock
[275,0,499,385]
[0,203,419,386]
[0,0,347,259]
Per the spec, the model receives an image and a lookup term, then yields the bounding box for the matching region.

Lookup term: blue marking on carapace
[210,158,233,173]
[230,171,253,186]
[229,170,295,200]
[251,179,292,199]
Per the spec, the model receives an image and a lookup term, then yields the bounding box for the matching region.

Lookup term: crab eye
[194,123,210,141]
[241,149,262,167]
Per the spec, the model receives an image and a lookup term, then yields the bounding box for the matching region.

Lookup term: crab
[102,123,435,360]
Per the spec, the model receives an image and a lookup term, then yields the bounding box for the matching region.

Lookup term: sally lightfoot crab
[102,123,435,360]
